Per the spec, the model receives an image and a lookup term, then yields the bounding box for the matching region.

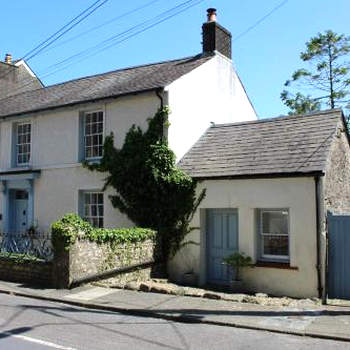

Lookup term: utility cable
[233,0,289,42]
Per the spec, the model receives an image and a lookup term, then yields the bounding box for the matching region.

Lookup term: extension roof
[0,54,213,118]
[178,109,345,178]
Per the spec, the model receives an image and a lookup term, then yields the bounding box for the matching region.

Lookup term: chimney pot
[207,8,217,22]
[4,53,12,64]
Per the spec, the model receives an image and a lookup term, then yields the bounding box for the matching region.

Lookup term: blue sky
[1,0,349,118]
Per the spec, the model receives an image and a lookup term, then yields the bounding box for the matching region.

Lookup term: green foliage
[223,252,252,281]
[281,30,350,114]
[280,91,321,115]
[0,253,43,263]
[84,106,205,260]
[51,213,156,253]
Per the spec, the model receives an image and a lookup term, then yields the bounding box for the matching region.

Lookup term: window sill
[83,158,102,165]
[255,261,298,270]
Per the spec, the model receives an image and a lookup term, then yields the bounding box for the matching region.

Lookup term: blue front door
[207,209,238,284]
[14,190,29,233]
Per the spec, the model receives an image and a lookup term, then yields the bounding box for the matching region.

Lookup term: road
[0,293,349,350]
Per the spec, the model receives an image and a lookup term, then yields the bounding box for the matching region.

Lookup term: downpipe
[314,175,323,299]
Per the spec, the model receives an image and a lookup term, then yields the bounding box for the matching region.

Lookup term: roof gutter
[191,171,324,181]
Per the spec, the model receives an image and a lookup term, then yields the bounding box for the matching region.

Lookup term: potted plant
[223,252,252,292]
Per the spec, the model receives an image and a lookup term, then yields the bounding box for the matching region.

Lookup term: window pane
[17,123,31,165]
[86,147,92,158]
[262,211,288,235]
[83,192,104,228]
[263,235,289,257]
[84,111,103,159]
[86,136,92,146]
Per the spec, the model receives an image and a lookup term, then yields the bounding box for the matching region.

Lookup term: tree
[84,107,205,262]
[281,30,350,115]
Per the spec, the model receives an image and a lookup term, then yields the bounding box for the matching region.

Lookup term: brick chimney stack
[202,8,232,59]
[4,53,12,64]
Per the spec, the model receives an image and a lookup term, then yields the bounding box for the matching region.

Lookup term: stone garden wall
[53,238,157,288]
[0,257,52,286]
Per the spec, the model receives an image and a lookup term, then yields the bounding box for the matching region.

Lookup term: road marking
[64,286,117,301]
[2,331,77,350]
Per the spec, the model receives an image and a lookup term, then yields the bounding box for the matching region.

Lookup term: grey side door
[207,209,238,284]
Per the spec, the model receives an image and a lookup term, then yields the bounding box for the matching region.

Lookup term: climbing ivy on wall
[84,107,205,261]
[51,213,156,253]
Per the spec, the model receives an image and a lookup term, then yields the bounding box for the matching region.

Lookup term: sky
[1,0,349,119]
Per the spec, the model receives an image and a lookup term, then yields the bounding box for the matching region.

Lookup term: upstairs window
[83,192,104,228]
[84,111,103,160]
[259,209,289,262]
[16,122,31,166]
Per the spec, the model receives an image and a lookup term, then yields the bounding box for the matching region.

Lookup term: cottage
[170,109,350,298]
[0,9,256,233]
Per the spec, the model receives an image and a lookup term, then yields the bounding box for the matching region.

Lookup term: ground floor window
[83,192,104,228]
[259,209,289,261]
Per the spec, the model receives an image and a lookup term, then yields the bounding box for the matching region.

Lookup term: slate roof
[179,109,344,178]
[0,54,213,118]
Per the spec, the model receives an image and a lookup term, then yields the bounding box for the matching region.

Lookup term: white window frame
[83,110,104,161]
[83,191,104,228]
[16,122,32,166]
[259,209,289,261]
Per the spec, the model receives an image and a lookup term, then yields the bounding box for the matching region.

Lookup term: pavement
[0,280,350,343]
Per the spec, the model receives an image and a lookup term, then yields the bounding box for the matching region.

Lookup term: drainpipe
[156,88,164,109]
[155,88,168,143]
[314,175,323,299]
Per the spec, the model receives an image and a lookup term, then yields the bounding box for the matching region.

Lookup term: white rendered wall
[168,177,318,298]
[34,166,132,232]
[166,53,257,161]
[0,92,160,170]
[0,92,160,231]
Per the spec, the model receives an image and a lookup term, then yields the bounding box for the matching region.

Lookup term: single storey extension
[169,109,350,298]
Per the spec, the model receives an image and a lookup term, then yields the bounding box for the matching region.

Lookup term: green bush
[51,213,156,253]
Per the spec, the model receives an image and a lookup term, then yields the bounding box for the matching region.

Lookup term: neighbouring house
[0,53,43,99]
[169,109,350,298]
[0,9,256,234]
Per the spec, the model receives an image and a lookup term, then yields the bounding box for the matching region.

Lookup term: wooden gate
[327,212,350,300]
